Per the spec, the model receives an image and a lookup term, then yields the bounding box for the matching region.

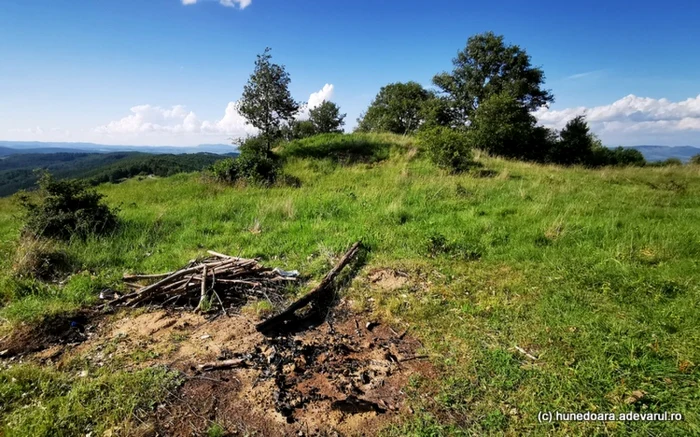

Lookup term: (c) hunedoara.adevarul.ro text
[538,411,684,423]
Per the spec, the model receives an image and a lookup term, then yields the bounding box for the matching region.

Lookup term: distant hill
[0,141,239,155]
[0,151,230,197]
[627,145,700,162]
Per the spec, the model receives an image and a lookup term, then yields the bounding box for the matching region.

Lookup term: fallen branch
[256,241,362,334]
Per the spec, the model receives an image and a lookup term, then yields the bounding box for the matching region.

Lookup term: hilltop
[0,134,698,435]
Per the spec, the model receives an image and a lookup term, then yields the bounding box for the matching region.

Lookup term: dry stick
[196,265,208,312]
[108,263,205,306]
[214,279,263,286]
[127,277,191,307]
[514,345,538,361]
[160,294,182,307]
[399,355,429,363]
[212,290,228,317]
[197,358,247,372]
[206,250,257,264]
[206,250,233,259]
[255,241,362,333]
[123,272,174,281]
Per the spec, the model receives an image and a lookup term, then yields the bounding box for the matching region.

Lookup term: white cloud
[534,94,700,145]
[94,105,201,134]
[201,102,257,136]
[297,84,335,120]
[182,0,251,9]
[92,84,335,144]
[566,70,605,80]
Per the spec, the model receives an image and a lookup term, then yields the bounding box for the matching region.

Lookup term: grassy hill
[0,151,228,197]
[0,134,698,435]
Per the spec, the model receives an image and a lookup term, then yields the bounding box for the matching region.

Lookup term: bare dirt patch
[4,301,428,436]
[153,303,426,436]
[367,269,409,291]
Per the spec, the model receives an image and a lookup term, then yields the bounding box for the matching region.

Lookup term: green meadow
[0,134,699,435]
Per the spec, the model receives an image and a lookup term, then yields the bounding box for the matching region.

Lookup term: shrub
[650,158,683,167]
[691,154,700,165]
[211,136,281,184]
[17,172,118,241]
[417,126,473,172]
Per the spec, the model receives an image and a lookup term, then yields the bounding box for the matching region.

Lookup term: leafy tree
[18,172,118,240]
[548,115,594,165]
[356,82,433,134]
[433,32,553,125]
[239,48,299,150]
[690,154,700,165]
[309,101,346,134]
[468,92,546,160]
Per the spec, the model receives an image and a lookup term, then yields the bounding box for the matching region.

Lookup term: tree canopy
[356,82,433,134]
[433,32,553,125]
[309,101,346,134]
[239,48,299,150]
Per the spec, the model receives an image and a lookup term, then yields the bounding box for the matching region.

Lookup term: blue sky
[1,0,699,146]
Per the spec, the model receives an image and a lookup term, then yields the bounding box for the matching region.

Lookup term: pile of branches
[101,250,297,313]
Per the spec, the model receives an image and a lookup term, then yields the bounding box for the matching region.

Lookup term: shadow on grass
[278,134,393,164]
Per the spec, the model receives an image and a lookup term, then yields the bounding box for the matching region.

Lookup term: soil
[0,301,430,436]
[367,269,409,292]
[0,310,100,359]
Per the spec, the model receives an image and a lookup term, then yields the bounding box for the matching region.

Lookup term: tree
[468,92,547,160]
[690,154,700,165]
[549,115,594,165]
[239,48,299,151]
[433,32,553,125]
[309,101,346,134]
[356,82,433,134]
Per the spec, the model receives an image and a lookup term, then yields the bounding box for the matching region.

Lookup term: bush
[279,133,392,164]
[17,173,118,241]
[691,154,700,165]
[417,126,473,172]
[648,158,683,167]
[211,136,281,184]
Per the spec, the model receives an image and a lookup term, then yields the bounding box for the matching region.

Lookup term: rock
[625,390,647,404]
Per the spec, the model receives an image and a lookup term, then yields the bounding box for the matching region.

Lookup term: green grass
[0,364,179,436]
[0,133,699,435]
